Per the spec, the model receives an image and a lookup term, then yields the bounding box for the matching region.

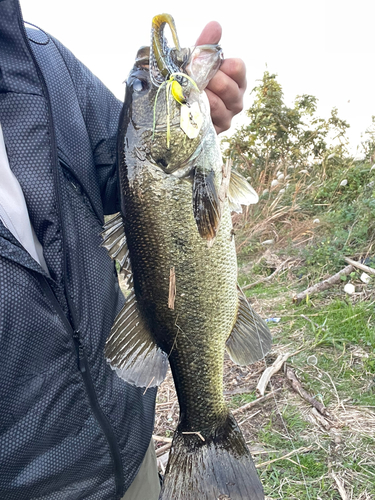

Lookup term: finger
[221,58,247,91]
[195,21,222,46]
[206,71,241,115]
[205,88,233,134]
[206,62,246,114]
[208,58,247,96]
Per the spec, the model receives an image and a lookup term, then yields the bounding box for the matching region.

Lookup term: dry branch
[242,258,291,290]
[232,388,282,415]
[256,352,292,396]
[310,407,331,430]
[152,435,172,443]
[344,257,375,276]
[238,410,261,426]
[331,471,349,500]
[182,431,205,442]
[155,442,172,457]
[285,366,331,418]
[293,264,354,303]
[256,445,313,468]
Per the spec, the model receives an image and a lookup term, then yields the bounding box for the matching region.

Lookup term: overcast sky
[20,0,375,155]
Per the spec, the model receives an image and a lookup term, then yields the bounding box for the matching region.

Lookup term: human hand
[196,21,247,134]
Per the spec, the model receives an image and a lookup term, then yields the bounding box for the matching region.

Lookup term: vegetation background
[154,71,375,499]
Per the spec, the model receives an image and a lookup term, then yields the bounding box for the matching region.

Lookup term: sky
[20,0,375,155]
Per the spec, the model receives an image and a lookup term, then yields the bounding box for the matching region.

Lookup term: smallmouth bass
[102,13,272,500]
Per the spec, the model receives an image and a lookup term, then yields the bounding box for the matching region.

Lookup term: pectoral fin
[226,289,272,365]
[192,169,220,240]
[228,170,259,213]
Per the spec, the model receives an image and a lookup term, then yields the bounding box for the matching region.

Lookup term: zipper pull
[73,330,86,373]
[78,344,86,373]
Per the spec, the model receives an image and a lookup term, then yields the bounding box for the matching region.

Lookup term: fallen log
[293,264,354,304]
[344,257,375,276]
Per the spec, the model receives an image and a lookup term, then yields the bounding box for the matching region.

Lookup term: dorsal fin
[101,214,168,387]
[105,291,168,387]
[101,213,131,279]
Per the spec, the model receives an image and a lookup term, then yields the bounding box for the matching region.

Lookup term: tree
[361,115,375,163]
[223,71,350,183]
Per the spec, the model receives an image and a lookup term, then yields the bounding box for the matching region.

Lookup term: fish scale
[120,159,240,437]
[101,13,271,499]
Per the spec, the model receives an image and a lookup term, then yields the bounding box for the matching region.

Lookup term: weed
[228,392,257,410]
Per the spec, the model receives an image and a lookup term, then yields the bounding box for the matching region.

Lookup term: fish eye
[132,78,146,92]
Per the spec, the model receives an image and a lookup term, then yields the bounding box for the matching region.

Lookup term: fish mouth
[150,14,189,87]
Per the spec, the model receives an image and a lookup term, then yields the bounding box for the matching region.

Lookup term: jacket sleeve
[51,36,123,215]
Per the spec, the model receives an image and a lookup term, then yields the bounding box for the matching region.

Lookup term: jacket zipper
[17,6,125,497]
[35,275,124,497]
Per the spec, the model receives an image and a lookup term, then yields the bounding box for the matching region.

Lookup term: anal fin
[226,288,272,365]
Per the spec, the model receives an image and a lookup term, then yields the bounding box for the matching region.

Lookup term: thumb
[195,21,222,46]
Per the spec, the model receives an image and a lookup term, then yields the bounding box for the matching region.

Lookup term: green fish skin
[102,14,271,500]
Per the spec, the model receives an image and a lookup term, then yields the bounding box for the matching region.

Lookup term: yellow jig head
[170,80,186,105]
[152,73,200,149]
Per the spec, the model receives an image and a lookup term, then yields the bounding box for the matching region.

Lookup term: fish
[101,13,272,500]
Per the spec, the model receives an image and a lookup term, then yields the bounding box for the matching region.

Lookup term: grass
[226,154,375,499]
[228,392,257,411]
[241,282,372,498]
[234,263,375,499]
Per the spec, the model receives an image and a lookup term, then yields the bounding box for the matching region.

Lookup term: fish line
[168,318,180,358]
[168,314,195,359]
[238,285,312,499]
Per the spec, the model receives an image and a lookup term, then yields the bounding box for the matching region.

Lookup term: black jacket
[0,1,156,498]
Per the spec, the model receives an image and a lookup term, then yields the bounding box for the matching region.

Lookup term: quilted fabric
[0,1,156,499]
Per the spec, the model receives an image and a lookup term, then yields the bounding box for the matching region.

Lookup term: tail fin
[159,413,264,500]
